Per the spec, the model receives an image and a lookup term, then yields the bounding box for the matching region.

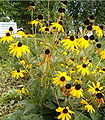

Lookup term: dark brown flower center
[84,36,88,40]
[17,70,20,72]
[96,93,103,99]
[6,33,10,36]
[95,39,98,42]
[75,84,81,90]
[18,42,22,47]
[9,27,13,31]
[102,68,105,71]
[63,108,68,113]
[58,21,63,25]
[65,84,71,89]
[95,88,100,91]
[82,64,87,68]
[60,76,65,81]
[87,25,92,31]
[45,49,50,55]
[96,43,101,48]
[45,28,49,31]
[38,15,43,20]
[84,19,90,25]
[99,25,103,30]
[70,36,74,41]
[90,35,95,40]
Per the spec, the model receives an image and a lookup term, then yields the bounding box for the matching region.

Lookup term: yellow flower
[92,25,103,37]
[99,67,105,73]
[88,82,103,94]
[9,41,30,58]
[77,64,89,76]
[39,26,50,32]
[82,57,93,68]
[80,99,95,113]
[17,30,26,37]
[53,71,71,87]
[51,21,64,32]
[56,106,74,120]
[26,64,32,69]
[61,36,79,51]
[100,49,105,59]
[19,60,26,65]
[29,20,42,26]
[70,84,83,98]
[78,36,89,49]
[16,87,25,94]
[11,70,26,79]
[0,33,14,43]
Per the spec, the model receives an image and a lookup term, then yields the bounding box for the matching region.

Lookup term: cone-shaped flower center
[58,21,63,25]
[102,68,105,71]
[75,84,81,90]
[6,33,10,36]
[70,36,74,41]
[96,43,101,48]
[89,15,94,20]
[17,70,20,72]
[60,76,65,81]
[87,25,92,31]
[45,28,49,31]
[65,84,71,89]
[45,49,50,55]
[96,93,103,99]
[84,19,90,25]
[99,25,103,30]
[9,27,13,31]
[95,88,100,91]
[63,108,68,113]
[38,15,43,20]
[84,36,88,40]
[90,35,95,40]
[82,64,87,68]
[18,42,22,47]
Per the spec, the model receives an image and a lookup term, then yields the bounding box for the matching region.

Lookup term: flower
[9,41,30,58]
[56,106,74,120]
[78,36,89,49]
[26,64,32,69]
[92,25,103,37]
[17,30,26,37]
[61,84,71,96]
[70,84,83,98]
[99,67,105,73]
[61,36,79,51]
[88,82,103,94]
[16,87,25,94]
[29,20,42,26]
[19,60,26,65]
[77,64,89,76]
[80,99,95,113]
[82,57,93,68]
[53,71,71,87]
[51,21,64,32]
[100,49,105,59]
[39,26,50,32]
[0,33,14,43]
[11,70,26,79]
[96,93,104,107]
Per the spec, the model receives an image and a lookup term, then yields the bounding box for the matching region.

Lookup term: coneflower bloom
[0,33,14,43]
[77,64,89,76]
[61,84,71,96]
[11,70,26,79]
[61,36,79,51]
[56,106,74,120]
[44,49,51,62]
[92,25,103,37]
[78,36,89,49]
[99,67,105,73]
[39,26,50,32]
[9,41,30,58]
[96,93,104,107]
[16,87,25,94]
[70,84,83,98]
[88,82,103,94]
[80,99,95,113]
[29,20,42,26]
[51,21,64,32]
[53,71,71,87]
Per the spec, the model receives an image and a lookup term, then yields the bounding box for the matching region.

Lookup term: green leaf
[22,114,43,120]
[74,111,91,120]
[89,112,103,120]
